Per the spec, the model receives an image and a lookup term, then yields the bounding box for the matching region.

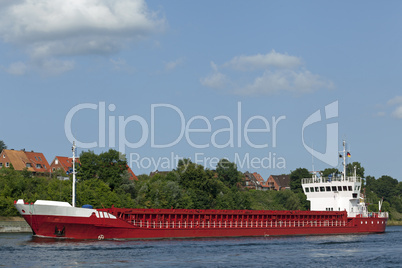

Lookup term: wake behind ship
[14,141,388,240]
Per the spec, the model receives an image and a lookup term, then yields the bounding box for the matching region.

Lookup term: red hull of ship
[21,208,387,240]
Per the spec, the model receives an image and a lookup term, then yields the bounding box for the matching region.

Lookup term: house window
[55,159,59,165]
[43,165,47,169]
[26,163,32,168]
[2,155,5,158]
[0,163,2,167]
[39,157,42,161]
[36,164,42,168]
[34,156,38,161]
[6,162,9,167]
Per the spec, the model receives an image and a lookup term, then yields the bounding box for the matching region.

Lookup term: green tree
[375,175,398,203]
[322,168,339,177]
[290,168,311,193]
[346,161,365,177]
[216,158,243,188]
[77,150,99,180]
[0,140,6,152]
[274,190,302,210]
[97,149,128,190]
[77,149,128,191]
[364,175,377,192]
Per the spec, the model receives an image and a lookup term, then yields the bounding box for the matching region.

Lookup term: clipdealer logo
[302,101,339,167]
[64,101,339,171]
[64,102,287,170]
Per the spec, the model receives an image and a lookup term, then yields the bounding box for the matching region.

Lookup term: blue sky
[1,0,401,181]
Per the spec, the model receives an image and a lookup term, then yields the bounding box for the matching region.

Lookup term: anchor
[54,226,65,237]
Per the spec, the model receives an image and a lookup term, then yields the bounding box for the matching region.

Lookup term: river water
[1,226,401,267]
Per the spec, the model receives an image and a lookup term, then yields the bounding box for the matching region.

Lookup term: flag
[347,152,351,157]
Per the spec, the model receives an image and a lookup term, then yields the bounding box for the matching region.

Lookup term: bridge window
[310,187,314,192]
[315,187,319,192]
[320,187,325,192]
[338,186,342,191]
[348,186,352,191]
[305,187,309,193]
[332,186,337,191]
[343,186,347,191]
[326,186,331,191]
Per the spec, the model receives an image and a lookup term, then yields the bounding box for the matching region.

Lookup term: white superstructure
[302,141,367,217]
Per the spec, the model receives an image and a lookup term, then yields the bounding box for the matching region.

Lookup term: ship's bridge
[302,174,365,217]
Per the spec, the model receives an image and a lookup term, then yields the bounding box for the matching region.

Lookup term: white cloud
[376,111,386,117]
[387,96,402,119]
[201,50,333,96]
[223,50,302,71]
[236,70,330,96]
[38,59,75,75]
[165,58,184,71]
[0,0,165,74]
[392,107,402,119]
[110,57,127,70]
[387,96,402,106]
[200,72,228,89]
[5,62,28,75]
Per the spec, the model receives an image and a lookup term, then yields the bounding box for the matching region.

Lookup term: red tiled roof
[24,151,50,173]
[253,172,265,183]
[127,165,138,180]
[0,149,50,173]
[50,156,80,173]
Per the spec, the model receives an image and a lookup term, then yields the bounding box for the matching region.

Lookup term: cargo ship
[14,141,388,240]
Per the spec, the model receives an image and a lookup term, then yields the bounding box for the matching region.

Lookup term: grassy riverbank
[386,220,402,226]
[0,216,25,221]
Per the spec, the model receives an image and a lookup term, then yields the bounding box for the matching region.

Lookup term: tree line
[0,149,306,216]
[0,144,401,221]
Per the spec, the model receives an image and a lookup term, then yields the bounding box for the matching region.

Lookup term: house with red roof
[0,149,50,174]
[266,175,291,191]
[127,165,138,181]
[243,171,263,190]
[49,156,80,174]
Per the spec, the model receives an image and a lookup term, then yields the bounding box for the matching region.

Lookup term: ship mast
[342,140,346,180]
[72,141,76,207]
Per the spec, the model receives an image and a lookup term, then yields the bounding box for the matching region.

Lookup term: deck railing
[363,212,389,218]
[128,219,358,229]
[302,176,361,184]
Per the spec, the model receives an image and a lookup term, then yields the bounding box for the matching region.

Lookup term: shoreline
[0,217,31,233]
[386,220,402,226]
